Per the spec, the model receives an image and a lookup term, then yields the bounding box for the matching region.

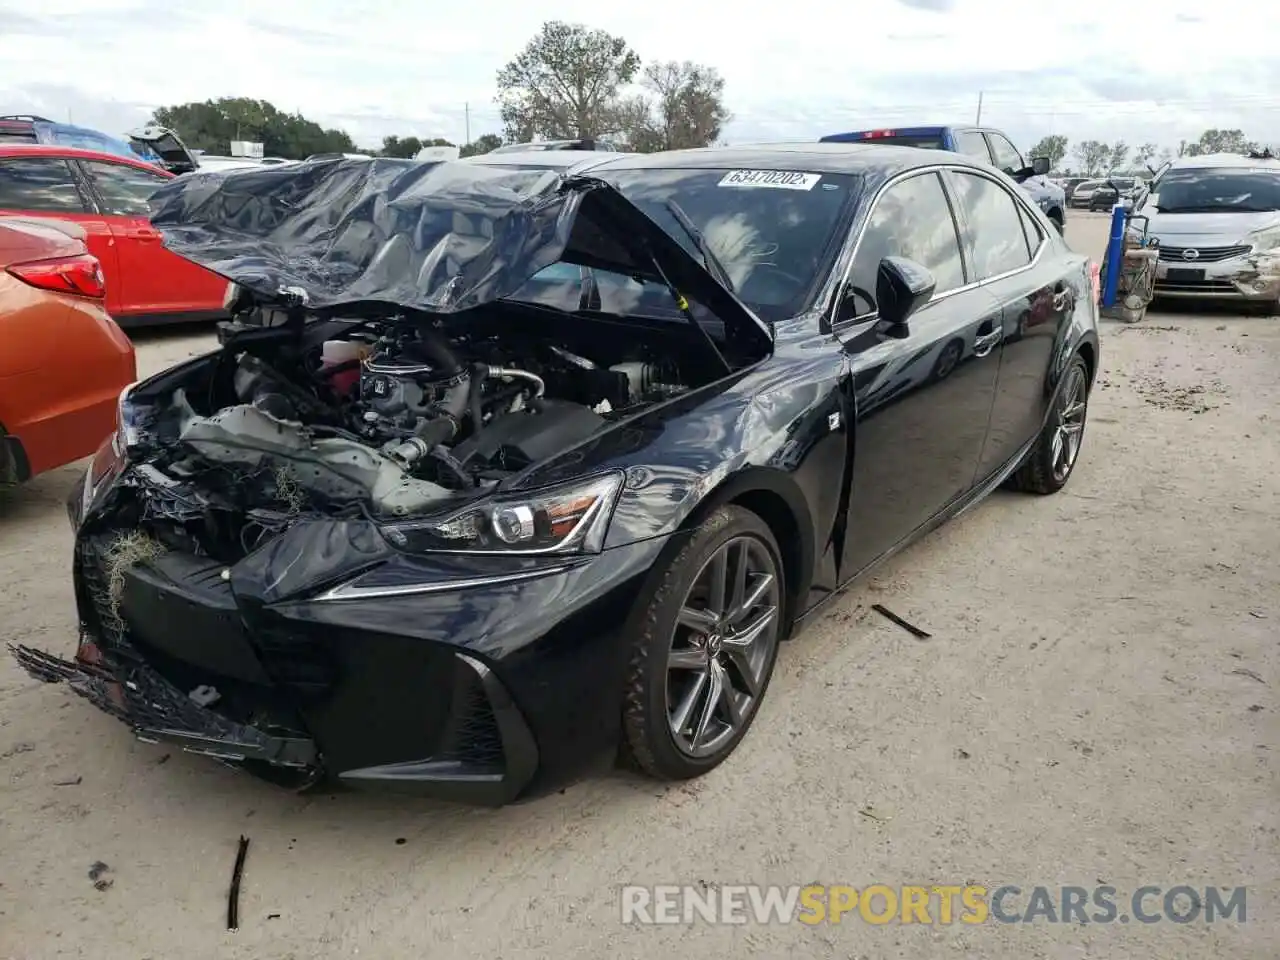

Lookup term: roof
[463,150,626,172]
[587,141,985,176]
[0,141,171,173]
[1169,152,1280,170]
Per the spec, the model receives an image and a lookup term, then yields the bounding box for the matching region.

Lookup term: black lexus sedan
[11,144,1100,805]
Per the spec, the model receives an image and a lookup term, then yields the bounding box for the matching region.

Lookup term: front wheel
[622,505,784,780]
[1007,355,1091,494]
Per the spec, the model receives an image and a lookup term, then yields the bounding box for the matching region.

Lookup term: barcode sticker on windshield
[718,170,821,190]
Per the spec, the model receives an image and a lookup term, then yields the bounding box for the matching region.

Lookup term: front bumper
[13,515,667,804]
[1154,249,1280,302]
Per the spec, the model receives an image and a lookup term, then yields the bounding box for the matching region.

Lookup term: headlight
[381,472,624,555]
[1248,224,1280,253]
[110,382,143,458]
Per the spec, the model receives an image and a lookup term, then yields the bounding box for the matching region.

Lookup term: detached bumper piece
[10,639,318,768]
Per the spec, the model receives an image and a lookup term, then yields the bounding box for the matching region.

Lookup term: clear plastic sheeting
[147,157,589,313]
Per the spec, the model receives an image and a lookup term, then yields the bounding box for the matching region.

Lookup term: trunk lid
[127,125,200,175]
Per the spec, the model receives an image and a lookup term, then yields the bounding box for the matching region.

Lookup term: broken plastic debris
[190,685,221,707]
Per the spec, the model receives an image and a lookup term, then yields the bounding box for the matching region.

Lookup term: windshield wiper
[664,199,736,293]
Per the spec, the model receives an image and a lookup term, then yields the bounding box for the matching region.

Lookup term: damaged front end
[11,155,770,801]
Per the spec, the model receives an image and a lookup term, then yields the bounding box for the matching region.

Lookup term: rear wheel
[622,505,784,780]
[1007,355,1091,495]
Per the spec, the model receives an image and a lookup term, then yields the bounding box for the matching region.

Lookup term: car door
[945,168,1071,482]
[952,128,993,165]
[77,158,229,320]
[0,154,122,315]
[834,169,1004,579]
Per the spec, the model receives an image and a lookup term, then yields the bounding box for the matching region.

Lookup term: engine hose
[468,362,488,433]
[488,366,545,398]
[429,445,475,488]
[411,326,464,377]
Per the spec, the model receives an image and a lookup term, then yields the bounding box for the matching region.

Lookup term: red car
[0,143,232,327]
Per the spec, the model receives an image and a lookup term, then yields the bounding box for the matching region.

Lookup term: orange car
[0,217,136,484]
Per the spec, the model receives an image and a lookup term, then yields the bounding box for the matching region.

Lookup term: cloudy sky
[2,0,1277,159]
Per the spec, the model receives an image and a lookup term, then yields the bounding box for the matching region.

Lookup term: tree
[1072,140,1110,176]
[380,135,454,158]
[153,98,356,159]
[1106,140,1129,172]
[1135,142,1159,167]
[621,61,730,152]
[459,133,503,157]
[1028,135,1068,169]
[1194,128,1254,155]
[495,21,640,141]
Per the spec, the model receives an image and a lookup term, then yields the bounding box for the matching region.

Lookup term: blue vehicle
[820,125,1066,234]
[0,114,154,163]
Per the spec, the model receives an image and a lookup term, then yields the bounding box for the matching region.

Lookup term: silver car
[1139,152,1280,311]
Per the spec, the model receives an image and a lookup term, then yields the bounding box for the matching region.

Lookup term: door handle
[973,329,1002,358]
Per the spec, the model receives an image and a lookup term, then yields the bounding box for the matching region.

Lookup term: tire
[1007,355,1091,495]
[622,504,785,781]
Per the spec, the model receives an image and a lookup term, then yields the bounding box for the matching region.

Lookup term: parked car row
[818,125,1068,234]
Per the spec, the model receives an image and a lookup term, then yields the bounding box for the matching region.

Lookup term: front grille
[1158,244,1251,263]
[1155,278,1240,294]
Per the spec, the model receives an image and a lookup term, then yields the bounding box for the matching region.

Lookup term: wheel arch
[679,468,816,637]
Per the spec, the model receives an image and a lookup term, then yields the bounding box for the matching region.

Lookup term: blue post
[1101,203,1126,308]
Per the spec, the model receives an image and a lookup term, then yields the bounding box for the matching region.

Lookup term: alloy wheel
[665,535,781,758]
[1050,364,1088,482]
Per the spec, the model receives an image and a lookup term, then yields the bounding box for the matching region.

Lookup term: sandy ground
[1,213,1276,959]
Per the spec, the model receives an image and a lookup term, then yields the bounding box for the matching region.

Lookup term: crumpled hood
[146,157,772,350]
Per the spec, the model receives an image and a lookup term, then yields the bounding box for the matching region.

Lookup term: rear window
[831,133,946,150]
[0,156,86,212]
[0,129,38,144]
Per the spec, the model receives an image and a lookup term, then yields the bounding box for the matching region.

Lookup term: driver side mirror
[1011,156,1051,182]
[877,256,936,329]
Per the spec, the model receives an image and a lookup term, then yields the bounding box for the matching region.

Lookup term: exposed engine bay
[114,310,712,561]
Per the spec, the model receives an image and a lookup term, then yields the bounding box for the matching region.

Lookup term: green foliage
[623,61,731,152]
[1028,135,1067,168]
[381,135,455,158]
[495,21,641,141]
[459,133,503,157]
[152,98,356,159]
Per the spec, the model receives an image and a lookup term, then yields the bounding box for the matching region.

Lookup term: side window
[948,171,1032,279]
[953,130,991,163]
[83,161,169,216]
[986,134,1025,176]
[0,157,86,212]
[847,172,966,315]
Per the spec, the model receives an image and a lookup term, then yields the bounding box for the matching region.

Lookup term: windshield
[1152,168,1280,213]
[510,166,858,323]
[50,127,141,161]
